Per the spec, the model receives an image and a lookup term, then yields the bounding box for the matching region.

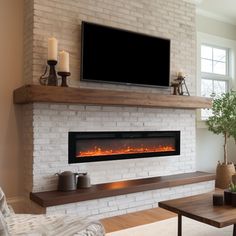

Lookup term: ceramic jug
[77,173,91,188]
[56,171,78,191]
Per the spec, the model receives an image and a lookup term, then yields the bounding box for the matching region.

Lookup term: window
[200,44,230,120]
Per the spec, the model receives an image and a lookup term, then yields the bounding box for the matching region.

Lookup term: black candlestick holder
[39,60,58,86]
[58,71,70,87]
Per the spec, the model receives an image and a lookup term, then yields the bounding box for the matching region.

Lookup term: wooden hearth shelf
[14,85,212,109]
[30,171,215,207]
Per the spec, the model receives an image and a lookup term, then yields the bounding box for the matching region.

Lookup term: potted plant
[224,183,235,205]
[224,183,236,206]
[206,91,236,189]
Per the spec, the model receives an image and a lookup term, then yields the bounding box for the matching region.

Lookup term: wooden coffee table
[159,191,236,236]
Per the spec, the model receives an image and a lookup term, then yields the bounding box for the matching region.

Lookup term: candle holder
[39,60,58,86]
[171,75,190,96]
[58,72,70,87]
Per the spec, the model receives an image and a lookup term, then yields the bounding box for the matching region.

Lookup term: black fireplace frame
[68,131,180,164]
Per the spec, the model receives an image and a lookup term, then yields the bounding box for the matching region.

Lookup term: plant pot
[213,194,223,206]
[215,163,235,189]
[232,192,236,207]
[224,190,232,205]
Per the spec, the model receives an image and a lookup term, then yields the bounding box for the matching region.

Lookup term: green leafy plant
[229,183,236,192]
[206,91,236,164]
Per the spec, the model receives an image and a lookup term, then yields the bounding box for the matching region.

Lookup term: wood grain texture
[101,207,176,233]
[14,85,212,109]
[159,190,236,228]
[30,171,215,207]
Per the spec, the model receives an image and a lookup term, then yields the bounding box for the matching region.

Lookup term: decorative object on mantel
[57,50,70,87]
[206,91,236,189]
[77,173,91,189]
[56,171,78,191]
[39,37,58,86]
[39,60,58,86]
[171,70,190,96]
[58,72,70,87]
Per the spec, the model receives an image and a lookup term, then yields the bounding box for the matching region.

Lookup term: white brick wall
[24,0,196,95]
[46,181,215,219]
[31,103,196,192]
[20,0,208,217]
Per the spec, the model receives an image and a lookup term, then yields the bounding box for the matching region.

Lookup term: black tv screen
[81,21,171,88]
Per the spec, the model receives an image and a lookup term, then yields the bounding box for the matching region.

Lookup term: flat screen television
[81,21,171,88]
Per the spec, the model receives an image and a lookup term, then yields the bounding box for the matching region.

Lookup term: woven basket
[215,163,235,189]
[232,173,236,184]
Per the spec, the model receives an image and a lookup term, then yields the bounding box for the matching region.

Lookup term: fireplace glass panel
[77,137,175,157]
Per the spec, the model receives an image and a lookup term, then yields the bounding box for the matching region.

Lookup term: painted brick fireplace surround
[19,0,215,218]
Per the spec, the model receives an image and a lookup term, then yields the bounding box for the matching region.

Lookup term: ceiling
[197,0,236,25]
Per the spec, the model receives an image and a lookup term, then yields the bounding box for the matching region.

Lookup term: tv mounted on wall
[81,21,171,88]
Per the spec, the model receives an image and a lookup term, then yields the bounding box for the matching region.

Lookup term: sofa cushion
[6,214,105,236]
[0,188,10,217]
[0,211,9,236]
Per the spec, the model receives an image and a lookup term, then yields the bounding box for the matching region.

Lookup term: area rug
[106,217,233,236]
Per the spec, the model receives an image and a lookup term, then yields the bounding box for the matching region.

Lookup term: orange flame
[76,145,175,158]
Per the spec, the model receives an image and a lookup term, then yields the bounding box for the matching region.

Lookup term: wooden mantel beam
[13,85,212,109]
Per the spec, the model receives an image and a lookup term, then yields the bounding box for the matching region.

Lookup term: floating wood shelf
[14,85,212,109]
[30,171,215,207]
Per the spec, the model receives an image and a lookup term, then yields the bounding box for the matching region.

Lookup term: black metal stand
[171,76,190,96]
[39,60,58,86]
[178,214,182,236]
[58,71,71,87]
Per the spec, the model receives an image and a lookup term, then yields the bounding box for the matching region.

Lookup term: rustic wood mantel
[30,171,215,207]
[13,85,212,109]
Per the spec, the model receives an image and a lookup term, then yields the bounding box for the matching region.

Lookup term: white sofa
[0,188,105,236]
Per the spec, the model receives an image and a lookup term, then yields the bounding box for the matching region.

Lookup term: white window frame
[201,44,229,77]
[197,32,236,127]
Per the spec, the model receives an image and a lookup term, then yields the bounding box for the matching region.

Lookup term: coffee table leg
[178,214,182,236]
[233,224,236,236]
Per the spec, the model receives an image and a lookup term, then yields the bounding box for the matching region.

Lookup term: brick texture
[31,104,196,192]
[24,0,196,95]
[46,181,215,219]
[21,0,204,217]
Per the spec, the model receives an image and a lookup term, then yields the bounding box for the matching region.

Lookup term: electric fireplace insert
[69,131,180,163]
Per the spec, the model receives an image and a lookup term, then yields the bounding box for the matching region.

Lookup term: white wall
[196,129,223,172]
[196,15,236,41]
[196,15,236,172]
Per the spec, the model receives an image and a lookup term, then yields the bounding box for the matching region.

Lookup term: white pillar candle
[177,69,184,78]
[58,50,70,72]
[48,37,58,61]
[177,72,183,77]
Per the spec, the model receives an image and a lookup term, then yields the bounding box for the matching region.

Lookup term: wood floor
[101,207,176,233]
